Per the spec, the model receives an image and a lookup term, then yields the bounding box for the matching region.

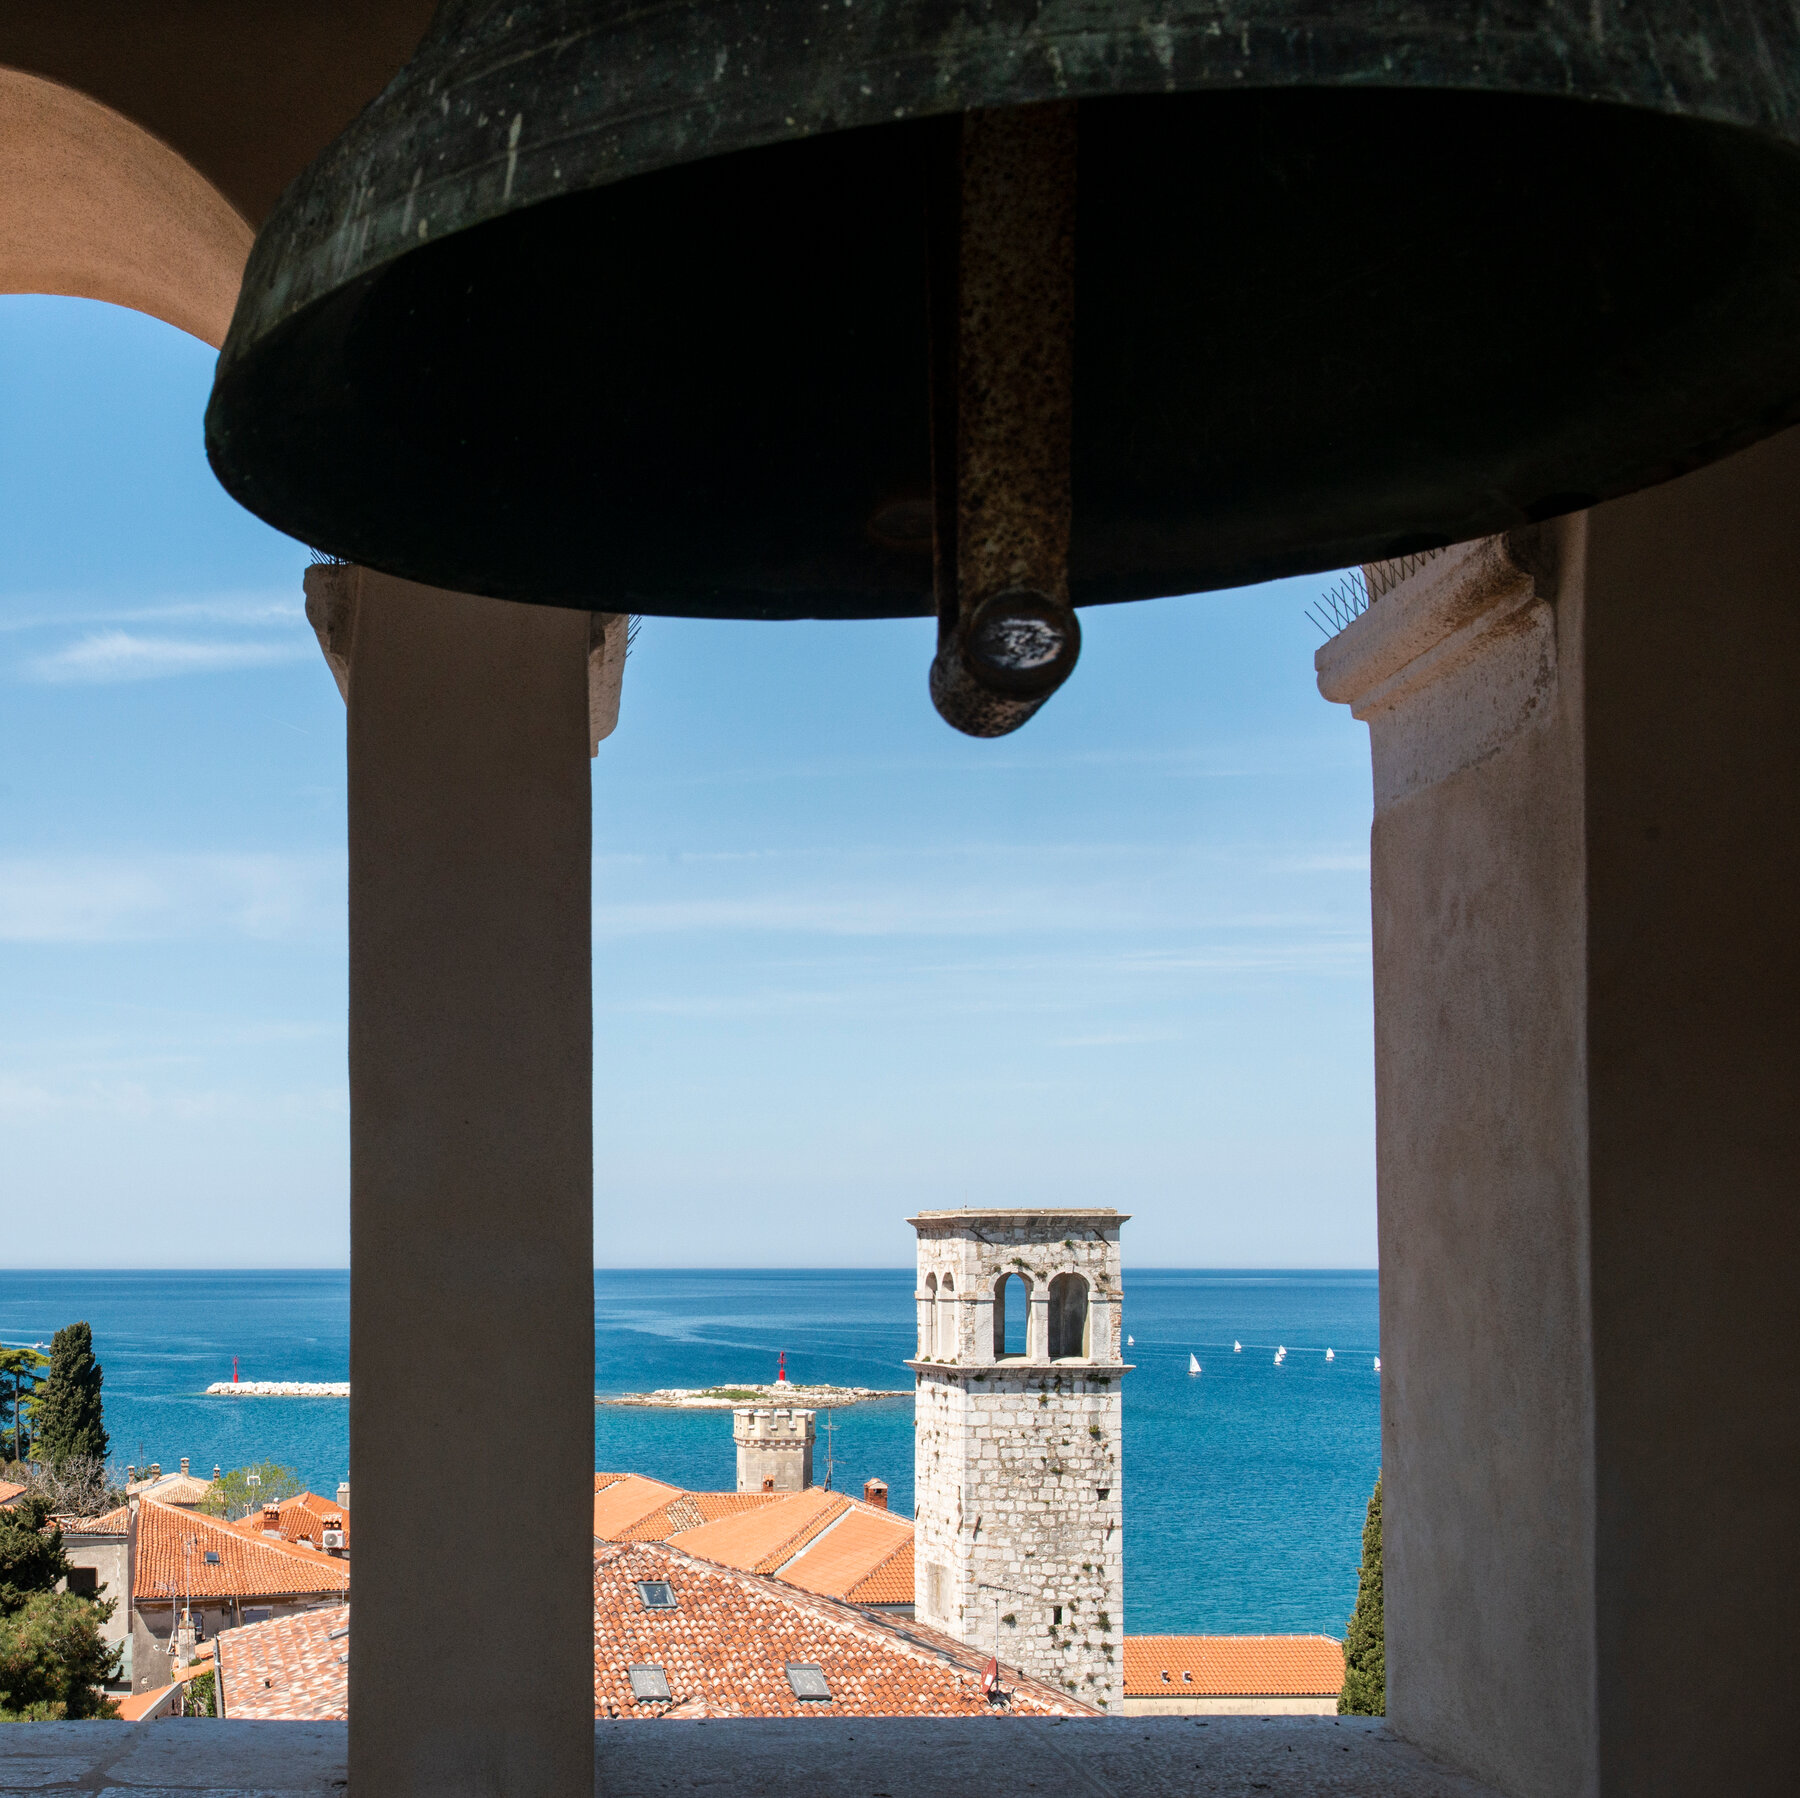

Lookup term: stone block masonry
[734,1406,815,1492]
[908,1208,1130,1711]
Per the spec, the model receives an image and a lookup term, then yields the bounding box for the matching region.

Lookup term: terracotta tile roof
[666,1486,851,1575]
[0,1480,26,1507]
[57,1505,129,1534]
[228,1492,349,1554]
[1122,1635,1345,1698]
[132,1473,215,1508]
[133,1498,350,1605]
[116,1682,181,1721]
[217,1604,348,1721]
[592,1474,686,1540]
[846,1536,914,1607]
[590,1474,917,1606]
[778,1506,914,1601]
[617,1490,785,1542]
[593,1541,1095,1719]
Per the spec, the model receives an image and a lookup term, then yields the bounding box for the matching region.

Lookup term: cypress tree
[32,1325,108,1470]
[1338,1473,1384,1715]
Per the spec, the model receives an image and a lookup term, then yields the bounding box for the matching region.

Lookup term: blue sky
[1,295,1375,1269]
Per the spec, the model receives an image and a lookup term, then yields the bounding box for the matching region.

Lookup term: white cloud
[0,853,344,942]
[1270,849,1371,872]
[26,630,308,683]
[0,590,304,634]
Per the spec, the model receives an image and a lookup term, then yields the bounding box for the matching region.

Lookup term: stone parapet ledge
[3,1716,1507,1795]
[301,562,630,753]
[1315,534,1558,811]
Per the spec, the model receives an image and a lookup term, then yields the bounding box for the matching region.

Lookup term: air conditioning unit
[321,1528,346,1550]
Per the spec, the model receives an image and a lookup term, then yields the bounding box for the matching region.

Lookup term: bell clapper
[929,101,1081,738]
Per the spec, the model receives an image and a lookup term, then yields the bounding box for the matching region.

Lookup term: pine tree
[1339,1473,1384,1715]
[0,1493,120,1719]
[0,1348,46,1469]
[32,1325,108,1470]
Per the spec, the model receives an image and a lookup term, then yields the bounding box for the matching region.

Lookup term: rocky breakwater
[600,1382,906,1410]
[205,1381,350,1397]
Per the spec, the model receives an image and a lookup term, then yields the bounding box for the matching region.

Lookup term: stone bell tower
[908,1208,1129,1711]
[734,1407,815,1493]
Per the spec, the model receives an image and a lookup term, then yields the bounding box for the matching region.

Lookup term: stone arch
[920,1272,937,1357]
[992,1270,1031,1359]
[936,1273,956,1359]
[0,68,252,348]
[1048,1271,1090,1360]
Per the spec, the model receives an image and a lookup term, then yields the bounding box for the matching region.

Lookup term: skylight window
[636,1580,676,1610]
[786,1663,832,1702]
[627,1664,671,1703]
[203,1551,221,1565]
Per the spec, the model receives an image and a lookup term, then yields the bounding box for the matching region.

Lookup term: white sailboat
[1188,1353,1201,1375]
[1325,1348,1335,1362]
[1126,1335,1134,1346]
[1374,1356,1382,1373]
[1233,1340,1241,1352]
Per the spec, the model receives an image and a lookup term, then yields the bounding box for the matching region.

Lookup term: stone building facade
[734,1406,815,1492]
[908,1208,1129,1711]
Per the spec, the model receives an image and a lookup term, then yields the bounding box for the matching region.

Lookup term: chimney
[149,1463,162,1479]
[180,1458,190,1478]
[214,1466,222,1481]
[762,1477,774,1492]
[262,1503,281,1534]
[337,1481,350,1510]
[863,1479,889,1511]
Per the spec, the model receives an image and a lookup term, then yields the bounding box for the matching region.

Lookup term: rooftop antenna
[976,1581,1020,1705]
[822,1408,835,1491]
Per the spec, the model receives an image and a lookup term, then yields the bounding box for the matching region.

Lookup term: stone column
[1027,1287,1050,1363]
[312,567,595,1798]
[1317,430,1799,1797]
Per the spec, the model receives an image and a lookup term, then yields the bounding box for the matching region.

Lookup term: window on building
[1048,1271,1090,1359]
[925,1561,948,1619]
[203,1551,221,1566]
[786,1662,832,1701]
[993,1271,1029,1358]
[936,1273,956,1358]
[65,1567,97,1593]
[1051,1605,1063,1625]
[627,1664,671,1702]
[636,1580,676,1609]
[921,1273,937,1356]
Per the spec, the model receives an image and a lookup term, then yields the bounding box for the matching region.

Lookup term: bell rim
[216,1,1800,381]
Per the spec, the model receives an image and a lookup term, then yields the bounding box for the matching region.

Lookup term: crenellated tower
[908,1207,1129,1710]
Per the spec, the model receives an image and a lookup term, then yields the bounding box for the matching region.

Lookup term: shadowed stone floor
[0,1717,1506,1795]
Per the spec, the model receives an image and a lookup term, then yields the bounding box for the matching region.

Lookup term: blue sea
[0,1268,1378,1636]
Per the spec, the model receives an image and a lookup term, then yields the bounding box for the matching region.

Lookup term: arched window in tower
[921,1273,938,1358]
[1048,1272,1090,1360]
[937,1274,956,1358]
[993,1272,1030,1359]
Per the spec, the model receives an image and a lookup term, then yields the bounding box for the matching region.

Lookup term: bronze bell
[209,1,1800,734]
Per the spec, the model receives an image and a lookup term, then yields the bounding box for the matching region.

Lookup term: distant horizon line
[1,1263,1380,1275]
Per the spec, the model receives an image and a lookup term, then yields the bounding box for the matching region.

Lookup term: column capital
[302,562,629,754]
[1314,533,1558,810]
